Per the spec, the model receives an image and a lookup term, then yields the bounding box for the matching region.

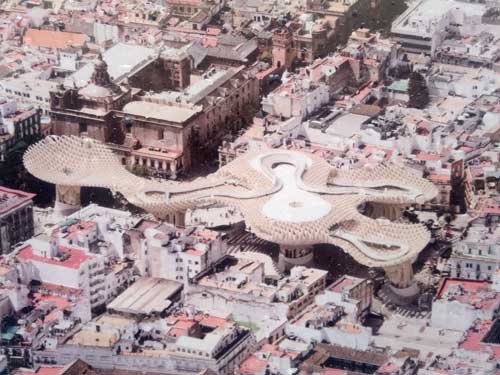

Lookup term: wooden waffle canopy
[24,135,438,269]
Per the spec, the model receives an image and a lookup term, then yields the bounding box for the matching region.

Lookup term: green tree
[408,71,430,109]
[258,50,272,64]
[128,164,148,177]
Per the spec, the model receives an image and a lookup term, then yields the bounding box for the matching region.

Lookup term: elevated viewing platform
[24,135,438,292]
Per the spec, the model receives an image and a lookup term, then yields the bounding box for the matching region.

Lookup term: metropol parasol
[24,135,438,296]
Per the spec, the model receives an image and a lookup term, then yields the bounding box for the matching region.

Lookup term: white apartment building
[261,75,330,120]
[60,204,140,260]
[187,262,327,343]
[34,309,255,375]
[431,278,500,331]
[16,234,107,309]
[0,76,59,114]
[391,0,492,56]
[448,219,500,281]
[127,222,228,282]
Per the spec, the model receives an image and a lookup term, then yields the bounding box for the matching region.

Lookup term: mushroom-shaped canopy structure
[24,135,438,270]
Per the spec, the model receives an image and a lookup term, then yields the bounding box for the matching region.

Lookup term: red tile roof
[37,282,81,296]
[0,186,35,214]
[436,278,500,311]
[428,173,451,184]
[35,293,72,323]
[65,221,96,240]
[168,327,189,338]
[170,317,200,335]
[15,366,64,375]
[329,276,356,293]
[17,245,94,269]
[255,66,278,80]
[165,313,227,332]
[321,369,348,375]
[34,293,72,311]
[416,152,441,161]
[437,279,490,299]
[185,249,205,257]
[459,320,500,359]
[378,361,400,374]
[197,314,227,328]
[239,355,267,374]
[260,344,300,360]
[483,199,500,215]
[23,29,87,49]
[174,320,197,329]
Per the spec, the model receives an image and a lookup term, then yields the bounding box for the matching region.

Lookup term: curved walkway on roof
[24,136,438,270]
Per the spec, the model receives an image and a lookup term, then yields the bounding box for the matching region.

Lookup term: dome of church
[78,83,113,98]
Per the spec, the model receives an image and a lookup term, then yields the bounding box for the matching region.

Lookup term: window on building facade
[79,122,88,133]
[125,122,133,133]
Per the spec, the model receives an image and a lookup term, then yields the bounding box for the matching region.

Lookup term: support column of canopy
[167,211,185,227]
[278,245,314,272]
[365,203,405,220]
[384,261,414,288]
[383,261,419,302]
[54,185,81,217]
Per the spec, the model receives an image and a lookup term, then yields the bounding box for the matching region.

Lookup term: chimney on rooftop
[186,305,195,319]
[49,236,61,258]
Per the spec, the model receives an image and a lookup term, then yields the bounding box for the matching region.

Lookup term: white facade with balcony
[448,221,500,281]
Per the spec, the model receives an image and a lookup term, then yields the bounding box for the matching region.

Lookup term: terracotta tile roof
[34,293,73,323]
[168,327,189,338]
[0,186,35,214]
[459,319,500,359]
[23,29,87,49]
[174,320,197,329]
[17,245,94,269]
[259,343,301,360]
[416,152,441,161]
[436,278,490,299]
[239,355,267,374]
[321,370,348,375]
[197,314,227,328]
[185,249,205,256]
[65,221,97,240]
[436,278,500,311]
[329,275,356,293]
[165,313,227,330]
[428,173,451,184]
[14,366,64,375]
